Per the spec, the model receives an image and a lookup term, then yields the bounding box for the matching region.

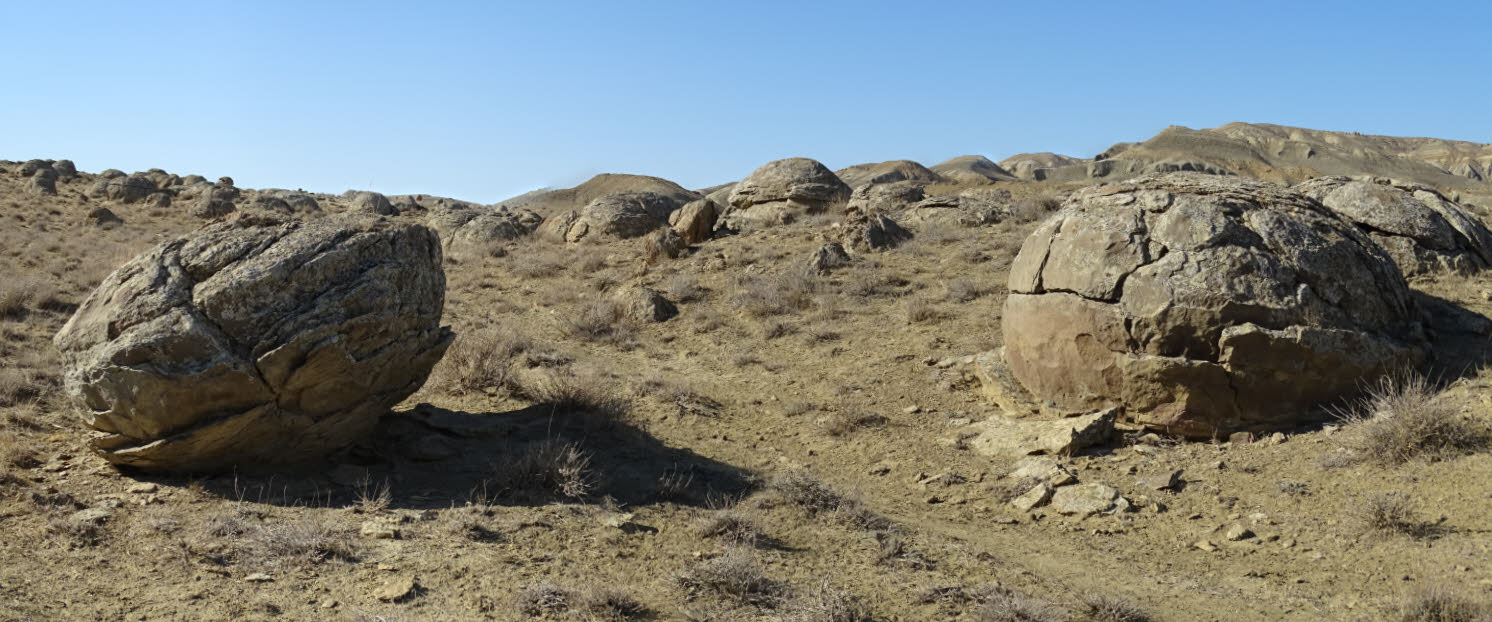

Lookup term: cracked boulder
[724,158,851,231]
[426,203,541,257]
[1003,173,1426,437]
[53,213,454,472]
[1294,176,1492,276]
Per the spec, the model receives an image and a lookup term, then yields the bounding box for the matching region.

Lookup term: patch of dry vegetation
[677,548,785,607]
[780,581,876,622]
[734,272,819,317]
[1337,374,1489,464]
[1396,588,1492,622]
[429,328,534,396]
[493,439,596,500]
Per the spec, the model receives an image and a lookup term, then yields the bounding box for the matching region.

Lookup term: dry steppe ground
[2,170,1492,622]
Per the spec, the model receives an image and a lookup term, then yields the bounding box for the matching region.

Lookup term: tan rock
[964,408,1117,458]
[668,198,719,244]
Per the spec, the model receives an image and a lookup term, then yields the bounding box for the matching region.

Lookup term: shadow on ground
[168,403,754,511]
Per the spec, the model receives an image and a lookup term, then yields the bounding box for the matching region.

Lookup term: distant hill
[495,173,700,217]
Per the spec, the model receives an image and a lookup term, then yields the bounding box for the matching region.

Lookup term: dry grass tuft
[1078,593,1151,622]
[521,368,630,419]
[0,277,58,319]
[781,581,876,622]
[429,329,533,396]
[903,297,943,324]
[677,548,785,606]
[514,582,647,620]
[696,507,763,547]
[667,272,707,302]
[563,300,638,346]
[353,478,391,514]
[734,272,819,317]
[516,582,573,617]
[770,471,888,530]
[236,514,357,569]
[1336,374,1489,464]
[1356,492,1431,537]
[945,277,993,303]
[1009,194,1062,224]
[822,411,888,437]
[974,588,1068,622]
[493,439,596,500]
[1396,588,1491,622]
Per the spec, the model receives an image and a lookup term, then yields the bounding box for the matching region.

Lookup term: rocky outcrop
[346,190,396,216]
[191,183,240,219]
[25,168,57,196]
[1003,173,1426,437]
[53,214,453,472]
[668,198,719,244]
[724,158,851,231]
[559,192,673,242]
[846,181,925,214]
[1294,176,1492,276]
[900,188,1010,228]
[427,204,541,257]
[838,210,912,253]
[91,173,157,204]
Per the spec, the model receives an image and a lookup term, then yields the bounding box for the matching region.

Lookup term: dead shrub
[0,277,56,319]
[770,471,888,530]
[236,513,357,569]
[493,439,596,500]
[696,507,762,547]
[975,588,1068,622]
[0,368,39,407]
[0,429,40,471]
[48,512,108,547]
[1078,593,1151,622]
[667,272,707,302]
[521,368,630,419]
[353,478,391,514]
[516,582,573,617]
[762,320,798,339]
[734,272,819,317]
[946,277,993,303]
[429,329,531,396]
[510,256,567,279]
[677,548,785,606]
[903,297,943,324]
[1336,374,1489,464]
[444,502,502,542]
[563,300,637,346]
[841,268,908,299]
[576,586,649,621]
[781,581,875,622]
[1009,194,1062,224]
[1396,588,1491,622]
[822,411,888,437]
[1356,492,1430,537]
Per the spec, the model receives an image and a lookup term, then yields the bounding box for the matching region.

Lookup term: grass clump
[780,581,876,622]
[1077,593,1151,621]
[1356,492,1434,538]
[770,470,888,530]
[1337,374,1489,464]
[562,300,637,346]
[429,329,532,396]
[974,588,1068,622]
[734,272,819,317]
[1396,588,1491,622]
[493,439,596,500]
[677,548,785,606]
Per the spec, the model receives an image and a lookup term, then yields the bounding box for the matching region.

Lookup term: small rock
[1228,432,1254,444]
[1049,483,1128,517]
[867,463,892,476]
[1225,524,1254,541]
[127,483,159,494]
[903,405,921,414]
[1269,432,1287,444]
[1048,471,1078,487]
[1011,482,1053,512]
[991,515,1020,525]
[1139,470,1182,491]
[373,576,417,603]
[1194,540,1217,552]
[320,600,338,609]
[245,573,274,583]
[70,508,113,525]
[965,408,1118,458]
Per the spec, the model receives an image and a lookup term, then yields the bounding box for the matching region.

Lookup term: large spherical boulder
[560,191,673,242]
[1002,173,1426,437]
[346,190,396,216]
[53,214,453,472]
[724,158,851,230]
[426,204,541,257]
[1294,176,1492,276]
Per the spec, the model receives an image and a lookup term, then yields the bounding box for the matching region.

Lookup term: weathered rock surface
[901,188,1011,228]
[91,173,157,204]
[835,160,942,189]
[26,168,57,196]
[346,190,396,216]
[724,158,851,230]
[964,409,1117,458]
[1294,176,1492,276]
[86,207,123,229]
[846,181,925,214]
[191,184,240,219]
[1004,173,1426,437]
[929,155,1016,184]
[838,210,912,253]
[805,242,853,275]
[1049,483,1129,516]
[427,204,541,256]
[668,198,719,244]
[53,214,453,472]
[562,191,672,242]
[612,285,677,323]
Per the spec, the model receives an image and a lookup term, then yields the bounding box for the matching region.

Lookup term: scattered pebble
[245,573,273,583]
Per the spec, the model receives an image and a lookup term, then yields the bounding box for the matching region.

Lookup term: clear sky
[4,1,1489,203]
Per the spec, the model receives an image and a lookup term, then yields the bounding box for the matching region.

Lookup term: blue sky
[4,1,1489,203]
